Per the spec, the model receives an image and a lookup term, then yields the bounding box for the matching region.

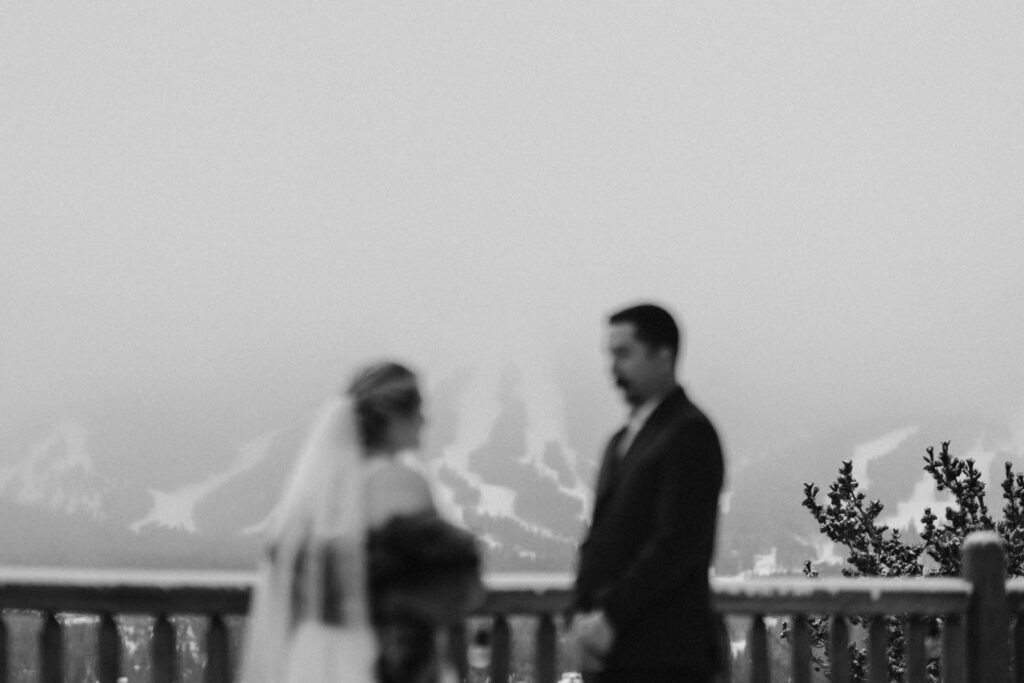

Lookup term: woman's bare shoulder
[364,458,435,527]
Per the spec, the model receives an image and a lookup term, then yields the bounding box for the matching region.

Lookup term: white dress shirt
[618,390,671,458]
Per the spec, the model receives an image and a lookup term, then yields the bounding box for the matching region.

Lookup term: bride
[239,361,483,683]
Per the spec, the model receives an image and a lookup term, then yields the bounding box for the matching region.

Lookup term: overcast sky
[3,3,1023,459]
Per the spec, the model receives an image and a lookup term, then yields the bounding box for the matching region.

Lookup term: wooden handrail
[714,575,972,615]
[0,570,978,618]
[0,567,254,615]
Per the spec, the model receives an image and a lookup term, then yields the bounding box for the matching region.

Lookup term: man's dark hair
[608,303,681,359]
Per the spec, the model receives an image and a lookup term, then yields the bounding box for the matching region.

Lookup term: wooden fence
[0,531,1019,682]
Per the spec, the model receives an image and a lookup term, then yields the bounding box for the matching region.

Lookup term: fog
[3,3,1024,460]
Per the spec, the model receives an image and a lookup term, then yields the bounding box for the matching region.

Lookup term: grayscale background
[2,3,1023,574]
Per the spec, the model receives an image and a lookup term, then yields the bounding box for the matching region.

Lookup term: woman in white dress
[239,361,482,683]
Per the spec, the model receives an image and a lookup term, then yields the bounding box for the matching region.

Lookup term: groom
[572,303,725,683]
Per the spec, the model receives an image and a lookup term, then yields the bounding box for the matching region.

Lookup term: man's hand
[570,610,616,671]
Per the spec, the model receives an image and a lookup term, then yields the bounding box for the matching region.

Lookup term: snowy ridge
[131,431,280,534]
[0,420,109,519]
[5,359,1021,573]
[426,358,590,543]
[849,426,919,489]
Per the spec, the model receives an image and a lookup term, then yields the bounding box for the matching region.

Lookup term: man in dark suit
[572,303,725,683]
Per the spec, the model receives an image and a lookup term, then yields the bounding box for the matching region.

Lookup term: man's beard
[615,377,641,406]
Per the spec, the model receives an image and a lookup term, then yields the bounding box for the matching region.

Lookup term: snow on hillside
[6,357,1021,574]
[426,358,590,539]
[131,430,280,534]
[849,426,919,488]
[0,420,108,518]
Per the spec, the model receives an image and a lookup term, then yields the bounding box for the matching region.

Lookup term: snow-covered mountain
[0,358,604,571]
[2,362,1021,576]
[130,430,282,534]
[0,419,112,519]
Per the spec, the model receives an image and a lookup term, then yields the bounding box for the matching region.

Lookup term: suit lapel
[593,428,627,517]
[592,387,688,516]
[619,386,686,462]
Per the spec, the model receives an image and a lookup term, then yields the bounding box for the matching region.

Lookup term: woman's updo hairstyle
[346,361,422,452]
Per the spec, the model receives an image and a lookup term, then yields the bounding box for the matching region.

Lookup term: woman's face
[384,405,425,453]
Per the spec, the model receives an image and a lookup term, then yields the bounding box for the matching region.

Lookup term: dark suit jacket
[574,385,725,672]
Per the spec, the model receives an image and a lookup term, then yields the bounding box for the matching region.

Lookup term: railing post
[39,613,63,683]
[714,615,731,683]
[446,620,468,683]
[98,612,121,683]
[491,615,511,683]
[904,615,928,683]
[204,614,230,683]
[830,615,851,683]
[943,613,967,682]
[535,614,556,683]
[750,615,769,683]
[790,614,811,683]
[0,614,7,683]
[962,530,1008,683]
[153,613,177,683]
[867,616,888,683]
[1015,617,1024,683]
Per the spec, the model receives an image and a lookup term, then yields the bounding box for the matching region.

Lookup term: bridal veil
[238,396,376,683]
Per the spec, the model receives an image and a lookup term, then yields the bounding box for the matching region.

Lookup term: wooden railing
[0,531,1017,682]
[0,567,251,683]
